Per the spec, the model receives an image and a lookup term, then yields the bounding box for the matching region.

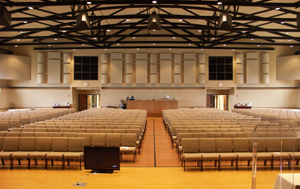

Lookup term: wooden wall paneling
[261,52,270,84]
[63,53,71,84]
[174,54,182,84]
[198,54,206,84]
[125,54,133,84]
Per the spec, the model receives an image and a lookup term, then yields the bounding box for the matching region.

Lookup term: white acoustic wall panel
[48,59,61,83]
[246,59,259,83]
[63,74,71,84]
[48,52,61,59]
[262,74,269,84]
[101,64,108,74]
[111,60,123,84]
[160,60,172,83]
[277,55,300,80]
[261,52,269,63]
[101,74,108,84]
[136,60,148,83]
[150,75,157,83]
[126,75,133,84]
[37,74,46,84]
[126,64,133,74]
[101,54,109,63]
[198,54,206,63]
[63,64,71,74]
[136,52,147,60]
[37,63,46,73]
[184,60,196,84]
[150,54,157,63]
[246,52,258,59]
[111,52,123,60]
[236,74,244,84]
[160,53,172,60]
[63,53,71,63]
[174,64,181,74]
[174,54,181,63]
[174,75,181,84]
[184,52,196,60]
[125,54,133,63]
[199,64,206,74]
[262,64,269,74]
[199,74,206,84]
[37,53,45,63]
[236,64,244,74]
[235,54,244,63]
[150,64,157,73]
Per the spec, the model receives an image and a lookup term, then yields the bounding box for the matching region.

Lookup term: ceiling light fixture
[223,44,226,46]
[148,11,161,30]
[82,44,85,46]
[212,37,215,40]
[242,31,246,33]
[169,48,172,50]
[285,32,289,34]
[93,37,96,39]
[217,1,222,5]
[218,12,232,30]
[54,38,57,40]
[117,43,120,45]
[105,49,107,50]
[198,30,202,32]
[153,43,155,45]
[87,1,91,4]
[73,49,76,51]
[179,19,183,21]
[28,7,33,10]
[15,45,18,47]
[48,44,51,46]
[23,21,27,24]
[133,37,136,39]
[19,31,23,33]
[137,48,139,50]
[275,7,280,10]
[232,49,235,51]
[173,37,176,39]
[251,38,254,40]
[281,21,285,24]
[290,45,293,47]
[107,29,111,32]
[17,39,20,41]
[152,0,157,4]
[188,43,191,45]
[62,30,66,33]
[288,39,292,41]
[201,49,203,50]
[257,45,260,47]
[126,19,130,21]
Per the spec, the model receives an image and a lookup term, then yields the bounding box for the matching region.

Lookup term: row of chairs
[181,137,300,171]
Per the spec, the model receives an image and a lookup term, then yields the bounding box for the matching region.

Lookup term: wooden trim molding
[236,87,299,90]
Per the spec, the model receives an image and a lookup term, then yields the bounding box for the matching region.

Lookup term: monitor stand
[91,169,114,174]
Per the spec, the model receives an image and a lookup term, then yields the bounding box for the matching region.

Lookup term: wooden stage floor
[0,117,299,189]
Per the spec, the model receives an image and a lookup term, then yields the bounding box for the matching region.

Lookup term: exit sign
[219,83,223,87]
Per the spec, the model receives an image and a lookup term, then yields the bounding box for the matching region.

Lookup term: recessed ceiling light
[188,43,191,45]
[281,21,285,24]
[217,1,222,5]
[153,29,156,31]
[232,49,235,51]
[105,49,107,50]
[179,19,183,21]
[82,44,85,46]
[62,30,66,33]
[198,30,202,32]
[242,31,246,33]
[19,31,23,33]
[251,38,254,40]
[28,7,33,10]
[257,45,260,47]
[153,43,155,45]
[152,0,157,3]
[17,39,20,41]
[173,37,176,39]
[223,44,226,46]
[93,37,97,39]
[48,44,51,46]
[232,20,234,22]
[74,20,76,22]
[54,38,57,40]
[107,29,111,32]
[169,48,172,50]
[285,32,289,34]
[290,45,293,47]
[137,48,139,50]
[201,49,203,50]
[126,19,130,21]
[275,7,280,10]
[87,1,91,4]
[15,45,18,47]
[133,37,136,39]
[288,39,292,41]
[212,37,215,40]
[23,21,27,24]
[117,43,120,45]
[73,49,76,51]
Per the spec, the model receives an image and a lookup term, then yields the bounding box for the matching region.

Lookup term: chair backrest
[249,139,267,152]
[177,133,193,146]
[49,132,63,137]
[78,133,92,146]
[74,129,86,133]
[199,138,216,153]
[19,137,36,151]
[48,128,61,132]
[106,133,122,147]
[233,138,250,152]
[222,132,237,138]
[23,128,36,132]
[190,128,203,133]
[100,129,113,133]
[51,137,69,152]
[216,128,228,132]
[35,132,49,137]
[6,132,21,137]
[192,133,207,138]
[121,133,137,147]
[21,132,35,137]
[91,133,107,147]
[35,137,52,152]
[11,128,23,132]
[203,128,215,132]
[61,129,73,133]
[0,137,3,150]
[182,138,199,153]
[216,138,233,153]
[86,129,100,133]
[0,121,9,131]
[207,132,222,138]
[68,137,85,152]
[63,132,78,137]
[113,129,126,133]
[3,137,20,151]
[126,129,140,139]
[0,131,7,137]
[282,139,298,152]
[228,128,242,132]
[266,139,281,152]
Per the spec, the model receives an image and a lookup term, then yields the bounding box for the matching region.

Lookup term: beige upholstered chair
[0,137,20,169]
[106,133,122,147]
[91,133,107,147]
[177,133,193,159]
[28,137,52,169]
[0,137,3,151]
[120,133,137,162]
[45,137,69,170]
[86,129,100,133]
[182,138,201,171]
[249,139,273,168]
[9,120,21,128]
[216,138,237,171]
[207,132,222,138]
[11,128,23,132]
[63,132,78,137]
[266,139,291,170]
[199,138,219,171]
[64,137,85,170]
[49,132,63,137]
[100,129,113,133]
[35,132,49,137]
[74,129,86,133]
[21,132,35,137]
[35,128,48,133]
[0,131,7,137]
[6,132,21,137]
[233,138,252,171]
[222,132,237,138]
[113,129,126,133]
[11,137,36,169]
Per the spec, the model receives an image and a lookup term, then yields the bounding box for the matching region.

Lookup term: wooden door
[206,95,213,108]
[79,95,88,111]
[223,95,228,111]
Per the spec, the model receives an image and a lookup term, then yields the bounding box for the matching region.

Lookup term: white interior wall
[0,88,11,110]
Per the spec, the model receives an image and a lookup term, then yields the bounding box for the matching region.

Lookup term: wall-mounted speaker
[76,12,90,30]
[147,11,161,30]
[0,5,11,27]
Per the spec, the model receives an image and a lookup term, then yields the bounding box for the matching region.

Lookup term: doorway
[79,94,100,111]
[206,94,228,111]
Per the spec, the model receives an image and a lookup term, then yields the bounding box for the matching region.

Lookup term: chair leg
[297,159,299,165]
[184,160,185,172]
[214,160,217,166]
[1,159,4,165]
[271,159,274,170]
[288,158,291,170]
[236,158,238,171]
[10,157,13,170]
[248,160,250,166]
[79,157,82,170]
[18,159,21,165]
[28,158,31,170]
[45,158,48,170]
[62,158,65,170]
[218,158,221,171]
[231,160,234,166]
[35,159,38,165]
[67,159,70,166]
[201,159,203,171]
[51,159,54,166]
[264,160,267,166]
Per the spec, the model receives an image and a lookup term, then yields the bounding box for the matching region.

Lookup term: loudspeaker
[218,12,232,30]
[0,5,11,27]
[147,11,161,30]
[76,12,90,30]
